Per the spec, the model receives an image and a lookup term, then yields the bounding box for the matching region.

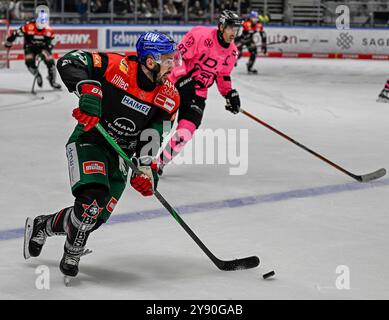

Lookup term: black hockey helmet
[218,10,242,29]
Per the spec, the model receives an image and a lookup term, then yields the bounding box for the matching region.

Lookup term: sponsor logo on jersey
[61,59,71,67]
[111,74,129,90]
[92,52,102,67]
[113,117,136,133]
[106,197,118,213]
[161,80,179,98]
[83,161,106,175]
[204,38,213,48]
[119,58,129,74]
[66,143,80,187]
[107,118,140,138]
[154,93,176,113]
[121,95,151,115]
[82,200,103,219]
[89,86,103,98]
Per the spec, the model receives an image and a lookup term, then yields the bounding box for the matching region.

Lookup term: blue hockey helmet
[249,11,259,19]
[136,32,177,65]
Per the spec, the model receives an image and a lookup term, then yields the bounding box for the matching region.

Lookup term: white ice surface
[0,58,389,299]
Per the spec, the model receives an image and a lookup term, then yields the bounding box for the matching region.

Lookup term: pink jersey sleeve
[170,30,198,79]
[216,46,238,97]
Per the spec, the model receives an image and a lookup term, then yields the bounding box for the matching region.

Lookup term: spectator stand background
[1,1,389,27]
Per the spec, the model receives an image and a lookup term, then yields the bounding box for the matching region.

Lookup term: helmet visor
[155,50,182,68]
[224,25,241,37]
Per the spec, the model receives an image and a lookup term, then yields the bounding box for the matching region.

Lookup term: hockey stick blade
[354,168,386,183]
[216,256,260,271]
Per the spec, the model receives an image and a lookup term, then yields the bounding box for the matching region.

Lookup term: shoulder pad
[153,80,180,114]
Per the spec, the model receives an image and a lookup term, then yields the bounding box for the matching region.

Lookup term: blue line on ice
[1,178,388,241]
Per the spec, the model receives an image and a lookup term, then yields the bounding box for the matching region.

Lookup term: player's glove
[175,72,201,105]
[3,41,12,49]
[73,80,102,132]
[225,89,241,114]
[130,156,159,197]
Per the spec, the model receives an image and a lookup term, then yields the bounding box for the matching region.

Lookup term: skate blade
[23,217,33,260]
[64,276,74,287]
[81,248,93,256]
[376,97,389,103]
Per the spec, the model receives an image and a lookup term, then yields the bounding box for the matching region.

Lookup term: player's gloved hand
[3,41,12,49]
[130,156,159,197]
[175,72,202,105]
[225,89,241,114]
[72,108,100,132]
[74,80,102,131]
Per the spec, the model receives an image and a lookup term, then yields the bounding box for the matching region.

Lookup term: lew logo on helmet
[144,33,160,42]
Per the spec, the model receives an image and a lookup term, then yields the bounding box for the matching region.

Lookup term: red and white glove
[72,108,100,132]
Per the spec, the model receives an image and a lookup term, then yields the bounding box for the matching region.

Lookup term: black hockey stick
[94,123,259,271]
[31,58,42,95]
[241,109,386,183]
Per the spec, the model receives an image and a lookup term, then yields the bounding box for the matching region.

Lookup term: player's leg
[41,49,61,89]
[24,136,111,274]
[24,142,109,261]
[58,138,114,277]
[25,157,126,262]
[88,154,129,232]
[247,42,258,74]
[159,97,206,173]
[25,48,43,87]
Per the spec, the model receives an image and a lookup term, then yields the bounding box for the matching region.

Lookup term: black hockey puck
[262,270,275,279]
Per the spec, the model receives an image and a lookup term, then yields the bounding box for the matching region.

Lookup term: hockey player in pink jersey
[158,10,242,174]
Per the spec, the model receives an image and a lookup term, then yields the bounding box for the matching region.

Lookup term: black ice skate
[247,67,258,74]
[23,215,50,259]
[48,66,62,90]
[60,251,81,278]
[36,72,43,87]
[60,249,93,286]
[48,77,62,90]
[377,89,389,103]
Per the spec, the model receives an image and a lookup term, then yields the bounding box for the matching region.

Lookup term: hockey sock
[160,119,196,165]
[64,185,108,255]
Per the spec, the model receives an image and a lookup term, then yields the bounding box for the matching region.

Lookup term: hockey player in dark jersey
[23,32,180,279]
[4,9,61,89]
[234,10,268,74]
